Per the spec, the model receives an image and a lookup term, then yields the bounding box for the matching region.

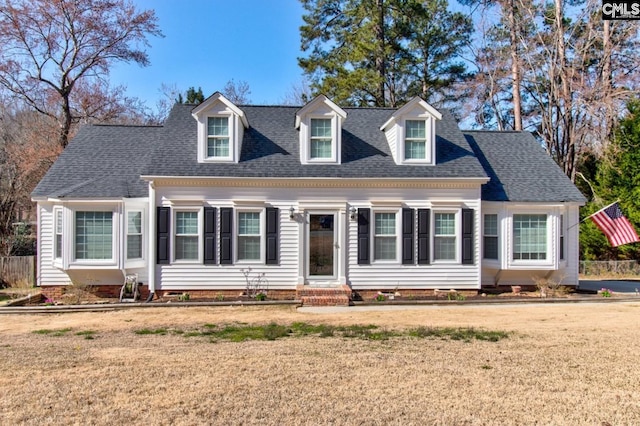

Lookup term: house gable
[191,92,249,164]
[380,97,442,166]
[295,95,347,165]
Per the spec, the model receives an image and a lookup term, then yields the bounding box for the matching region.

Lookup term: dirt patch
[1,303,639,424]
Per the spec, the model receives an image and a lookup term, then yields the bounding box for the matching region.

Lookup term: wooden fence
[579,260,640,277]
[0,256,36,287]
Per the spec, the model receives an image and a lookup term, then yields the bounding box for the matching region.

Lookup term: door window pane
[309,214,334,275]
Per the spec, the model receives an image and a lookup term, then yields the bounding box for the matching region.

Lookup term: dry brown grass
[1,302,640,425]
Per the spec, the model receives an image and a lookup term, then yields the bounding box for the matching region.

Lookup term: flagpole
[566,200,619,231]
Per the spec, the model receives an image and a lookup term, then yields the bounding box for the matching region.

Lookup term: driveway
[578,279,640,294]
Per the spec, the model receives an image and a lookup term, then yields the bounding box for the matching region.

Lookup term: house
[31,93,586,304]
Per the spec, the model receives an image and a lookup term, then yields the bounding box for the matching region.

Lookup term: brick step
[300,295,351,307]
[296,285,352,306]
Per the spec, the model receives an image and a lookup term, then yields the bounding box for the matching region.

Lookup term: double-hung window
[483,214,498,260]
[310,118,333,160]
[434,213,456,261]
[404,120,427,160]
[237,211,261,261]
[175,211,199,261]
[513,214,547,260]
[75,211,113,260]
[126,211,143,260]
[54,208,63,260]
[207,117,230,158]
[374,212,397,261]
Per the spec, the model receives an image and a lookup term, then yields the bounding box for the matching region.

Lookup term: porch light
[289,206,295,219]
[349,206,357,220]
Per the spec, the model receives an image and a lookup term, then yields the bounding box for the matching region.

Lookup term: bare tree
[222,79,252,104]
[0,0,162,148]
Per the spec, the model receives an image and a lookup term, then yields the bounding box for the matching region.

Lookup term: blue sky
[109,0,306,107]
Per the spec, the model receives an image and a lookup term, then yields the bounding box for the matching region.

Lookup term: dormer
[192,92,249,163]
[295,95,347,165]
[380,97,442,165]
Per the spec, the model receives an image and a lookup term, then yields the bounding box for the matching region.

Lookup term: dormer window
[380,97,442,166]
[310,118,333,159]
[404,120,427,160]
[192,92,248,164]
[207,117,230,158]
[296,95,347,165]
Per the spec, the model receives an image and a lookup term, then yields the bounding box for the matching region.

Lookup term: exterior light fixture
[349,206,357,220]
[289,206,295,219]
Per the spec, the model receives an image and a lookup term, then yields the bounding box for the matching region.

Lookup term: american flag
[590,202,639,247]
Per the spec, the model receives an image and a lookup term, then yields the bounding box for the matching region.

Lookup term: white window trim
[235,208,265,264]
[372,209,400,264]
[400,116,434,165]
[172,208,202,264]
[70,208,118,267]
[509,210,553,265]
[432,209,460,264]
[52,206,63,267]
[199,113,234,162]
[483,213,499,261]
[302,114,340,164]
[125,210,144,262]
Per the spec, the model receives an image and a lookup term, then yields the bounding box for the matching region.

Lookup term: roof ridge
[90,123,164,128]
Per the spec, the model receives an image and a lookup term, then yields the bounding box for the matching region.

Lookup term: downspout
[146,180,156,302]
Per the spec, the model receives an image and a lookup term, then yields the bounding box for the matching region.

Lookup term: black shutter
[462,208,474,265]
[417,208,430,265]
[402,208,414,265]
[265,207,279,265]
[357,208,370,265]
[220,207,233,264]
[156,207,170,265]
[203,207,217,264]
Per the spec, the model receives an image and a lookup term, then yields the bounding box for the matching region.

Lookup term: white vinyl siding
[75,212,113,260]
[175,211,199,261]
[237,211,261,261]
[374,212,397,261]
[310,118,333,159]
[126,211,143,260]
[207,117,230,158]
[513,214,547,260]
[434,213,456,261]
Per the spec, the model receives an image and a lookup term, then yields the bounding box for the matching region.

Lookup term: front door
[307,213,337,279]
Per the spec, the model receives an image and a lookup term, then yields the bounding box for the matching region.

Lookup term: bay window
[75,211,113,260]
[513,214,547,260]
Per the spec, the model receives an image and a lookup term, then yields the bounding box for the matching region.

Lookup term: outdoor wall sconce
[349,206,357,221]
[289,206,295,219]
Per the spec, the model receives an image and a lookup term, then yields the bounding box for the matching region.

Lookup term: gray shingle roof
[142,104,488,179]
[32,103,585,204]
[464,130,586,203]
[32,124,161,198]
